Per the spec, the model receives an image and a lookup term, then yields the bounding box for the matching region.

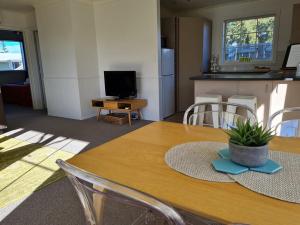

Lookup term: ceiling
[0,0,250,12]
[161,0,249,10]
[0,0,89,12]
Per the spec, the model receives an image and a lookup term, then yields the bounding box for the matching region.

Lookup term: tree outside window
[224,16,275,62]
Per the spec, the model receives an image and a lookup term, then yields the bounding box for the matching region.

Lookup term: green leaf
[225,119,273,147]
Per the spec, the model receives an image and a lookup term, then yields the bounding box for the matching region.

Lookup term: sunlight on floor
[3,128,24,136]
[0,128,90,213]
[1,129,90,153]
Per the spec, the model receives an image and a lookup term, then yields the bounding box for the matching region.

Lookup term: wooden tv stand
[91,98,147,125]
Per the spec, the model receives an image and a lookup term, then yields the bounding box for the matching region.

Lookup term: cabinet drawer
[103,102,118,109]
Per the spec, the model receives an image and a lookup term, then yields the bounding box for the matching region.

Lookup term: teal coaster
[212,159,249,175]
[216,148,282,174]
[218,148,230,159]
[250,160,283,174]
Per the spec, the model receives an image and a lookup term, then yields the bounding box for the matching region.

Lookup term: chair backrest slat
[183,102,257,129]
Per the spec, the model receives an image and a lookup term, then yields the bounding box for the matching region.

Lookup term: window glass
[224,16,275,62]
[0,40,26,71]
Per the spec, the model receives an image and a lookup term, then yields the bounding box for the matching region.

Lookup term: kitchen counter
[193,71,300,126]
[190,71,299,81]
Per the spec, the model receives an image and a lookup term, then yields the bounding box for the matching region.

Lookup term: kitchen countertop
[190,71,300,81]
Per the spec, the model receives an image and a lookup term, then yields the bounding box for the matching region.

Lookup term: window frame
[222,14,278,65]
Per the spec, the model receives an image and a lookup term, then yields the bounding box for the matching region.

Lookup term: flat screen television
[104,71,137,98]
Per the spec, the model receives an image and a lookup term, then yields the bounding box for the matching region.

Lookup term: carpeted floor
[164,112,184,123]
[0,104,151,225]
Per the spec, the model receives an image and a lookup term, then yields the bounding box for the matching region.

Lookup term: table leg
[137,109,142,120]
[97,108,101,121]
[128,112,132,126]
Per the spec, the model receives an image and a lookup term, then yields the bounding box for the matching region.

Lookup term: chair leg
[137,109,142,120]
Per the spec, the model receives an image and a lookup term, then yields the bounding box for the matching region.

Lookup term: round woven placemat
[165,141,300,203]
[229,150,300,204]
[165,142,234,182]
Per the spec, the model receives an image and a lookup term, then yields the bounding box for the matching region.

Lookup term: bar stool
[227,95,257,124]
[193,95,222,127]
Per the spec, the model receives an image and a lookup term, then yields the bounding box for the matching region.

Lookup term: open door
[176,17,211,112]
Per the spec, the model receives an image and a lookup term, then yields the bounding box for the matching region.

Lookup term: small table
[68,121,300,225]
[92,98,147,125]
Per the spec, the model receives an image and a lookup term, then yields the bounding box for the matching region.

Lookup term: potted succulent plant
[226,120,273,167]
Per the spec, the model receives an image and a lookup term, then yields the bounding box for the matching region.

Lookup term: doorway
[0,29,46,131]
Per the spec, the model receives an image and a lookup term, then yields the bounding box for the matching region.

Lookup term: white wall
[93,0,161,121]
[0,9,36,29]
[71,0,100,119]
[180,0,300,69]
[35,0,100,119]
[35,0,81,119]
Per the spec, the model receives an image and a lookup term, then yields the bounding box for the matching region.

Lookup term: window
[0,40,26,71]
[224,15,275,63]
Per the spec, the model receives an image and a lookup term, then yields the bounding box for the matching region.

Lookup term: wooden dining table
[68,121,300,225]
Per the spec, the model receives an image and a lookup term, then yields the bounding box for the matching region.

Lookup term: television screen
[104,71,137,98]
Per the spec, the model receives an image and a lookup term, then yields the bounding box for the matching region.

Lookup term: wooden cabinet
[92,98,147,126]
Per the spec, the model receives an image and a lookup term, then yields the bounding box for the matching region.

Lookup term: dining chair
[268,107,300,137]
[56,159,185,225]
[183,102,257,129]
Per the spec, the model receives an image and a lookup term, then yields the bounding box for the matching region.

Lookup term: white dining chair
[227,95,257,125]
[183,102,257,129]
[194,95,222,128]
[56,159,185,225]
[268,107,300,137]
